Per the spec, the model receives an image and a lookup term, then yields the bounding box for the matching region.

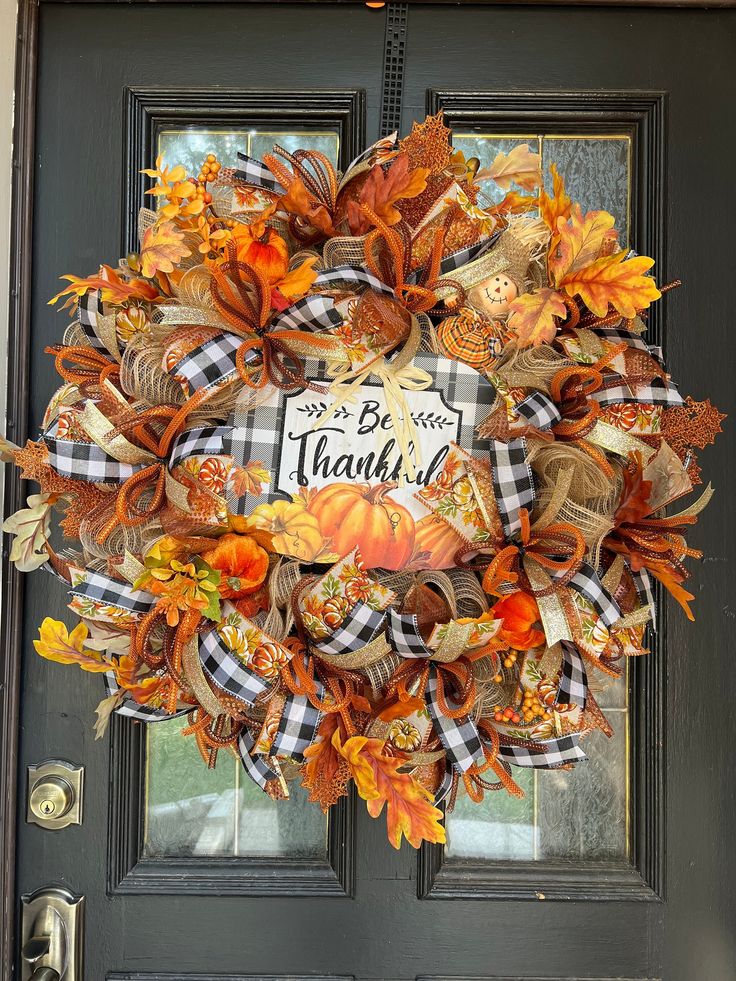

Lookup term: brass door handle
[20,887,84,981]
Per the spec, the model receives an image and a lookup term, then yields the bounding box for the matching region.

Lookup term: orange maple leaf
[348,153,429,235]
[139,220,191,279]
[560,251,661,319]
[485,143,542,192]
[507,287,568,348]
[333,731,446,849]
[229,461,271,497]
[302,714,351,811]
[549,204,617,287]
[538,164,572,236]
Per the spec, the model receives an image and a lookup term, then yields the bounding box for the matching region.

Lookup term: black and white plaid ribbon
[592,377,683,408]
[386,610,432,658]
[488,437,535,539]
[385,613,484,775]
[69,569,156,616]
[270,660,324,761]
[314,601,386,656]
[238,729,282,791]
[170,333,244,395]
[234,152,284,193]
[312,265,395,297]
[103,672,187,722]
[513,391,561,431]
[425,667,484,774]
[497,732,587,769]
[78,290,110,354]
[555,561,622,627]
[557,641,588,708]
[631,565,657,631]
[44,420,146,485]
[199,625,272,706]
[169,426,229,469]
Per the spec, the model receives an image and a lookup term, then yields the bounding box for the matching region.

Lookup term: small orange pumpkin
[413,514,464,569]
[200,532,269,599]
[308,481,415,571]
[250,642,289,680]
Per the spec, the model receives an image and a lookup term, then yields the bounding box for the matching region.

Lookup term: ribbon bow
[483,507,586,646]
[312,350,432,483]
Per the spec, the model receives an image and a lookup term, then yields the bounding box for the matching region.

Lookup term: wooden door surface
[5,3,735,981]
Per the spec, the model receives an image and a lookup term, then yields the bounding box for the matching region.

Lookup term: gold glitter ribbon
[588,420,656,462]
[313,632,392,670]
[76,401,158,465]
[523,557,574,646]
[181,634,229,720]
[428,620,475,663]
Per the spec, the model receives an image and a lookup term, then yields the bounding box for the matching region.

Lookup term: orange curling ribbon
[483,507,586,596]
[235,330,347,393]
[46,344,118,387]
[363,206,466,315]
[96,462,167,544]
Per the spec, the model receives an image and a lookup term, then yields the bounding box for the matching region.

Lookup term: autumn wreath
[4,114,724,848]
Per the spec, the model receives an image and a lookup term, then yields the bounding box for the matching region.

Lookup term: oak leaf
[615,452,653,526]
[34,618,113,673]
[549,204,617,286]
[333,731,446,849]
[560,251,661,319]
[348,154,429,235]
[485,143,542,191]
[507,288,568,348]
[487,190,538,218]
[93,690,124,740]
[2,492,57,572]
[139,220,191,279]
[539,164,572,234]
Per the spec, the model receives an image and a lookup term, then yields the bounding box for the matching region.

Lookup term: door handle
[20,887,84,981]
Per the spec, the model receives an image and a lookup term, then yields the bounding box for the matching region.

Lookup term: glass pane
[144,717,326,859]
[445,130,632,865]
[157,127,340,172]
[142,125,339,861]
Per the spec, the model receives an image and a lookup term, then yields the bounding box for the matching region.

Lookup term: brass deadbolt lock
[27,761,83,830]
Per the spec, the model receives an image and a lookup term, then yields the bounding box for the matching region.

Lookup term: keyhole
[39,799,55,815]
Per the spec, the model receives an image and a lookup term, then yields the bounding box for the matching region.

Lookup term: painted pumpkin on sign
[308,481,415,570]
[413,514,465,569]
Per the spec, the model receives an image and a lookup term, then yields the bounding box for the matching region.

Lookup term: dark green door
[9,3,735,981]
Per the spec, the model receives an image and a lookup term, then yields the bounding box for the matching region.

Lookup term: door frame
[1,1,730,978]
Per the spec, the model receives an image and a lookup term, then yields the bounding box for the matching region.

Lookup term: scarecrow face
[468,273,519,317]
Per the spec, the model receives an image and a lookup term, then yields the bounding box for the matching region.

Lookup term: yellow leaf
[487,143,542,191]
[33,618,113,673]
[539,164,572,234]
[139,220,190,279]
[333,731,446,849]
[549,204,617,287]
[507,288,568,348]
[560,251,661,319]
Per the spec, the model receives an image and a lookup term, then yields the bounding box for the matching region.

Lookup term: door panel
[11,4,736,981]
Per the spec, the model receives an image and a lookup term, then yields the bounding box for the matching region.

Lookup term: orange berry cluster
[493,705,521,725]
[521,689,552,724]
[198,153,222,183]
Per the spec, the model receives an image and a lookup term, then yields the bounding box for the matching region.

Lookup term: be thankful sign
[224,354,495,520]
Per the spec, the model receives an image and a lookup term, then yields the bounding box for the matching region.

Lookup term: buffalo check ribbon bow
[385,611,485,775]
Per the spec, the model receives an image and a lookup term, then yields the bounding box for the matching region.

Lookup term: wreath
[4,114,724,849]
